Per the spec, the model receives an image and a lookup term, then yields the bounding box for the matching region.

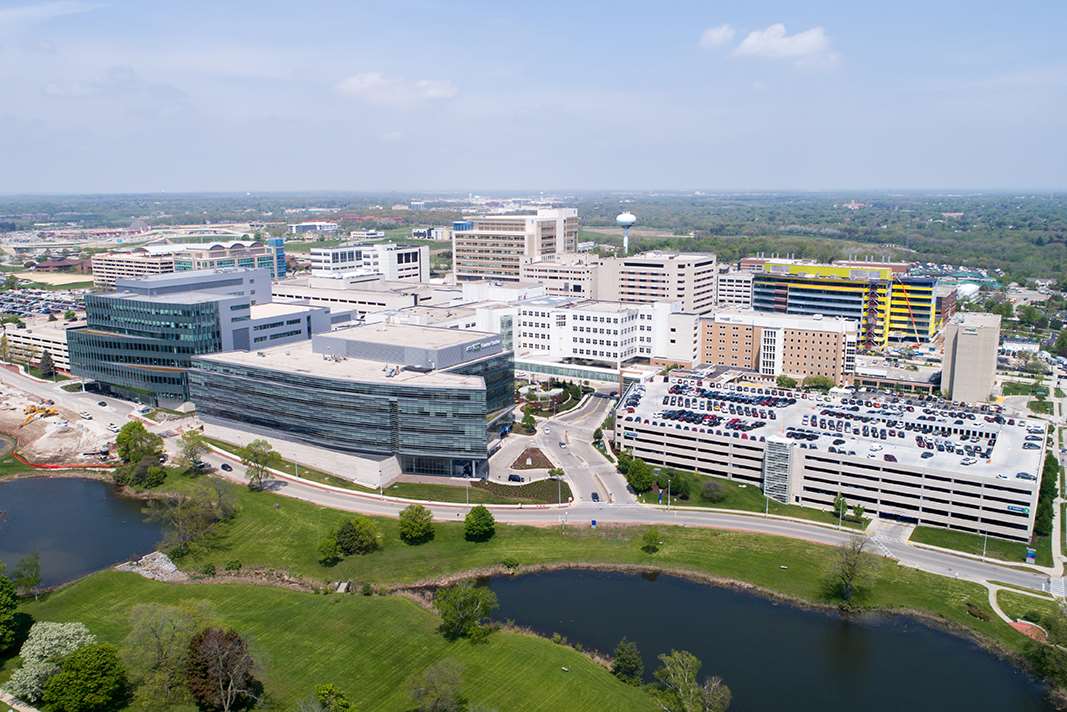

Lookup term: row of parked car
[661,395,777,421]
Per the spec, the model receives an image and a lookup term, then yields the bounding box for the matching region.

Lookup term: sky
[1,0,1065,193]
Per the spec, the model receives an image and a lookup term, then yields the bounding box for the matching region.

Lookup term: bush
[501,556,520,571]
[199,563,216,577]
[318,535,341,567]
[361,582,373,596]
[776,374,797,389]
[701,481,727,503]
[42,643,130,712]
[641,528,661,554]
[398,504,435,544]
[335,517,381,555]
[612,638,644,684]
[625,458,654,493]
[224,560,242,572]
[464,506,496,541]
[0,575,16,655]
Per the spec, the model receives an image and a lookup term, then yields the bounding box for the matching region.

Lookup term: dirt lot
[0,381,110,464]
[13,271,92,286]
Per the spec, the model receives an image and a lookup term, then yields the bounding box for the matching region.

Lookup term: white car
[544,427,551,435]
[107,423,119,433]
[79,411,92,420]
[559,441,567,449]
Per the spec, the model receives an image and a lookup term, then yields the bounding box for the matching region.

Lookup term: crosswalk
[1051,576,1065,599]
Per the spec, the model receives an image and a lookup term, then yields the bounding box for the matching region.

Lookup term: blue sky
[1,0,1064,193]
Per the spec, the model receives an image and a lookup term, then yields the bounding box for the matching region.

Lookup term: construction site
[0,381,113,466]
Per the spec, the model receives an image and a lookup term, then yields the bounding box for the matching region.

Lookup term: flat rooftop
[197,340,484,389]
[621,377,1046,479]
[326,322,497,350]
[249,302,317,319]
[103,289,235,304]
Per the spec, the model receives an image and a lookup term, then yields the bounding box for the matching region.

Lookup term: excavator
[21,403,58,427]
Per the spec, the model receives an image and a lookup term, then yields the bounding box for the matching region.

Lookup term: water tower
[616,211,636,255]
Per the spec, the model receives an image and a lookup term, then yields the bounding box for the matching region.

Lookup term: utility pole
[667,478,671,510]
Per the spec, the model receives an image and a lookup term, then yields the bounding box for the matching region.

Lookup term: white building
[716,269,754,308]
[514,298,684,369]
[411,227,452,241]
[350,229,385,239]
[309,243,429,282]
[520,253,602,298]
[289,221,340,235]
[596,251,718,313]
[2,319,80,372]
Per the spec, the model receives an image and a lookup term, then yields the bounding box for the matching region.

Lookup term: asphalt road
[1,367,1054,595]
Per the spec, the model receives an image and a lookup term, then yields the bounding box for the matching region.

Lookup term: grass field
[998,589,1060,625]
[910,526,1052,567]
[203,436,377,493]
[4,573,655,711]
[636,473,867,530]
[27,280,95,291]
[1003,381,1044,397]
[146,476,1032,658]
[383,478,571,505]
[1029,399,1055,415]
[282,239,345,253]
[0,453,33,478]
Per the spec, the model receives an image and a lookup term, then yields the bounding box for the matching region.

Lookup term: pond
[0,476,164,588]
[489,569,1052,712]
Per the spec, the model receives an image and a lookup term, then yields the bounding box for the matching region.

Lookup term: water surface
[0,477,163,587]
[489,569,1051,712]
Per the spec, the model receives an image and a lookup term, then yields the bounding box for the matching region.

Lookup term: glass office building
[189,324,515,477]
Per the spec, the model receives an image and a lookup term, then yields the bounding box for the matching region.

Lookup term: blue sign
[1026,547,1037,564]
[1007,505,1030,514]
[591,519,597,528]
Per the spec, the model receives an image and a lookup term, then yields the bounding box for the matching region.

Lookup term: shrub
[641,528,661,554]
[361,582,373,596]
[464,506,496,541]
[41,643,130,712]
[335,517,381,555]
[318,535,341,567]
[224,560,242,572]
[501,556,520,571]
[625,458,654,493]
[199,563,216,577]
[701,481,727,503]
[398,504,435,545]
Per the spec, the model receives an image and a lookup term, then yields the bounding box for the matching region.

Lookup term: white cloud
[0,1,95,28]
[734,23,838,65]
[699,24,735,49]
[336,72,458,105]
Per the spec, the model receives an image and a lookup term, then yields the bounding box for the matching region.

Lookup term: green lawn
[1029,399,1054,415]
[384,478,572,505]
[0,453,33,478]
[910,526,1052,567]
[1055,388,1066,399]
[27,280,95,291]
[637,474,867,530]
[1003,381,1044,397]
[146,476,1033,658]
[5,573,655,711]
[23,365,69,381]
[998,589,1060,625]
[202,436,377,493]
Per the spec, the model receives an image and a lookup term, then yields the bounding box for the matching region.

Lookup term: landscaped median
[203,436,572,505]
[910,526,1053,568]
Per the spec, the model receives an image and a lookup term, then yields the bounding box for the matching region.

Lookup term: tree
[653,649,731,712]
[0,332,8,362]
[1053,329,1067,358]
[399,504,435,544]
[239,438,281,491]
[115,420,163,465]
[41,643,130,712]
[834,536,870,607]
[37,349,54,378]
[5,621,97,703]
[521,411,535,432]
[12,552,41,598]
[0,573,16,654]
[314,683,353,712]
[63,309,77,321]
[626,458,654,493]
[185,627,259,712]
[593,427,603,442]
[851,503,865,523]
[801,374,835,393]
[335,517,381,555]
[145,482,233,556]
[641,527,661,554]
[833,494,848,522]
[122,604,199,708]
[433,583,499,640]
[318,534,342,567]
[611,638,644,684]
[464,505,496,542]
[178,430,209,471]
[409,659,466,712]
[701,481,726,503]
[775,374,797,389]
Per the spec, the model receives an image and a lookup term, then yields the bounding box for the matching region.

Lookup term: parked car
[220,463,233,472]
[508,474,524,483]
[591,492,600,502]
[97,401,108,407]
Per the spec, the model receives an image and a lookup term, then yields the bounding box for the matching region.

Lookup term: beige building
[519,253,601,297]
[452,208,579,281]
[91,252,175,288]
[699,310,857,385]
[596,251,718,313]
[941,312,1000,403]
[716,269,754,308]
[2,319,80,372]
